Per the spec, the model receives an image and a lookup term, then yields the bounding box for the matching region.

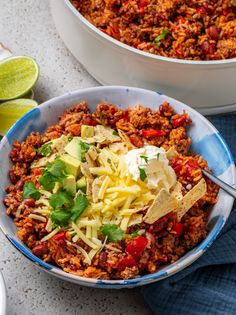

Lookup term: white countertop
[0,1,152,314]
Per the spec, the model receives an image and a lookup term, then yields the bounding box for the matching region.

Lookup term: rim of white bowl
[64,0,236,66]
[1,86,235,288]
[0,272,7,315]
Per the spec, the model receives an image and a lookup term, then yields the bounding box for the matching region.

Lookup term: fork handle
[202,169,236,199]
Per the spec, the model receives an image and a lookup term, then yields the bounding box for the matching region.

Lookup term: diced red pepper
[125,236,148,260]
[141,129,166,139]
[172,222,185,238]
[33,168,42,176]
[53,231,67,244]
[172,115,187,128]
[117,256,137,272]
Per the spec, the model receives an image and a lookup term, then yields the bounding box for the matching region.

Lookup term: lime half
[0,98,38,135]
[0,56,39,101]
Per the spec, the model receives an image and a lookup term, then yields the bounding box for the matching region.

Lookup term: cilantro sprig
[50,194,90,226]
[138,167,147,181]
[100,224,124,242]
[22,182,41,200]
[39,159,67,191]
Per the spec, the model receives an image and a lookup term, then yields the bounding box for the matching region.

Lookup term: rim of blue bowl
[0,86,235,288]
[64,0,236,66]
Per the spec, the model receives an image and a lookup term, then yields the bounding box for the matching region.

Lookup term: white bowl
[50,0,236,114]
[0,272,7,315]
[0,86,235,288]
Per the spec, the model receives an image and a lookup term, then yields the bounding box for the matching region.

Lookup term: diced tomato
[141,129,166,139]
[33,168,42,176]
[53,231,67,244]
[172,115,186,128]
[172,222,185,238]
[122,109,129,121]
[125,236,148,260]
[117,256,137,271]
[185,159,199,175]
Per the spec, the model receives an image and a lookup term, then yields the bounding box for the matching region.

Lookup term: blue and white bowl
[0,86,235,288]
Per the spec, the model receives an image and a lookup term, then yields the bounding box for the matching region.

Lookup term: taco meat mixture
[71,0,236,60]
[4,101,219,280]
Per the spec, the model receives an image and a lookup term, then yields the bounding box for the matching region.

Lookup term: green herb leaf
[49,191,73,210]
[39,172,56,191]
[39,159,67,191]
[70,194,90,222]
[157,153,160,159]
[100,224,124,242]
[22,182,41,200]
[131,230,140,237]
[36,142,52,156]
[78,141,91,162]
[112,130,119,136]
[140,155,148,163]
[50,210,71,226]
[46,159,67,178]
[154,29,171,47]
[138,167,147,181]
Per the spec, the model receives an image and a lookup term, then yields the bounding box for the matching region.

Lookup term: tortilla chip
[109,142,128,155]
[128,214,143,227]
[92,175,106,203]
[143,189,179,224]
[170,182,183,201]
[117,129,135,150]
[94,125,121,143]
[87,146,98,161]
[166,146,179,161]
[80,162,93,179]
[176,178,207,221]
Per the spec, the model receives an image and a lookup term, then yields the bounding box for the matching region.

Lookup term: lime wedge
[0,56,39,101]
[0,98,38,135]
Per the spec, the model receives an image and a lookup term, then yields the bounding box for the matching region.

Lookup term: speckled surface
[0,1,152,314]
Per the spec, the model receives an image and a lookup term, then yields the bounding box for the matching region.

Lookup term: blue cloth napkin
[141,114,236,315]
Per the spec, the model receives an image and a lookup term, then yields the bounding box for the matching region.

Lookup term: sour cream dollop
[124,145,176,190]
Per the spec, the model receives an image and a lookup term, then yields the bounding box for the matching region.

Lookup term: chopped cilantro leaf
[78,141,90,162]
[100,224,124,242]
[22,182,41,200]
[157,153,160,159]
[131,230,140,237]
[51,210,71,226]
[39,171,56,191]
[154,29,171,47]
[39,159,67,191]
[112,130,119,136]
[70,194,90,222]
[46,159,66,178]
[36,142,52,156]
[138,167,147,181]
[140,155,148,163]
[49,191,73,210]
